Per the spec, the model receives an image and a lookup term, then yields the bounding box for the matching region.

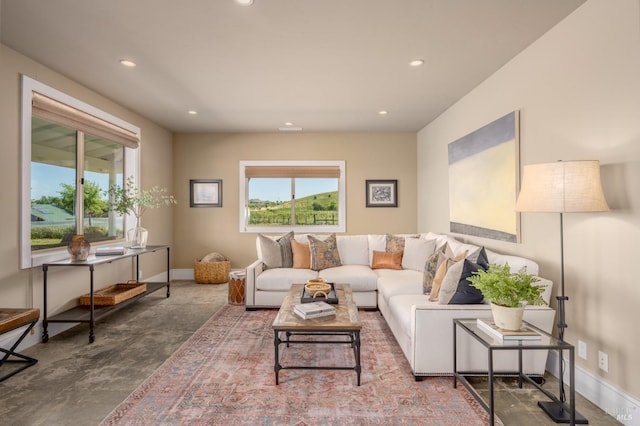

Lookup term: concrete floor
[0,280,619,425]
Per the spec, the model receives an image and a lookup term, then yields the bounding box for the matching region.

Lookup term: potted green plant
[107,176,176,248]
[467,263,546,330]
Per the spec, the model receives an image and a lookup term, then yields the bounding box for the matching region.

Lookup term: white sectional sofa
[246,232,556,378]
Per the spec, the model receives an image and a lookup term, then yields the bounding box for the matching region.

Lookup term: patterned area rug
[102,305,496,425]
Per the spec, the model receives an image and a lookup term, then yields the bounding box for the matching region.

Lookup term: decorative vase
[127,222,148,249]
[490,303,525,331]
[67,234,91,261]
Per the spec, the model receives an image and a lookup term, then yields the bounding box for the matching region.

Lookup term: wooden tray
[79,282,147,306]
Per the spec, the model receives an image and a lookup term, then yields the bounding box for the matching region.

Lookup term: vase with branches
[107,176,176,248]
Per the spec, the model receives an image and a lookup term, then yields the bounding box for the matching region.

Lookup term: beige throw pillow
[428,251,467,301]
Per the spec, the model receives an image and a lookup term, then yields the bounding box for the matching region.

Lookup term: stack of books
[95,246,126,256]
[476,318,541,341]
[293,301,336,320]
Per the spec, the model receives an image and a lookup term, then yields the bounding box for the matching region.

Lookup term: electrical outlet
[598,350,609,372]
[578,340,587,360]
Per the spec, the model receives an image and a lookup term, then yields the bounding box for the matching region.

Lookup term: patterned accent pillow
[308,234,342,271]
[423,250,441,294]
[291,239,311,269]
[423,243,449,294]
[385,234,406,253]
[371,250,403,270]
[385,234,419,253]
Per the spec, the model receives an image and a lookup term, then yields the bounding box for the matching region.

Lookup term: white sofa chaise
[246,232,556,378]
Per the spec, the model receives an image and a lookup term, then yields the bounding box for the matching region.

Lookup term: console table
[42,245,170,344]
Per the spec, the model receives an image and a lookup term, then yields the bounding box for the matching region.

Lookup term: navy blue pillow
[448,258,485,304]
[475,247,489,270]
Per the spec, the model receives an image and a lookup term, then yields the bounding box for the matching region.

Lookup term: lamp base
[538,401,588,424]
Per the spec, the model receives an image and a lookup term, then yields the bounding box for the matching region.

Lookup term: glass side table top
[455,318,570,349]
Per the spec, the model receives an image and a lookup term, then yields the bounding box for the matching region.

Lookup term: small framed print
[190,179,222,207]
[366,180,398,207]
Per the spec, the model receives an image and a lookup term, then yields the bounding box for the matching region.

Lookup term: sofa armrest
[409,303,555,375]
[245,259,265,307]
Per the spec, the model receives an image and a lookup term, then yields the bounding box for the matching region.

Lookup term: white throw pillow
[337,235,370,266]
[402,238,436,272]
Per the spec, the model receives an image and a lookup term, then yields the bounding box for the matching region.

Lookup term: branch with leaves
[107,176,176,222]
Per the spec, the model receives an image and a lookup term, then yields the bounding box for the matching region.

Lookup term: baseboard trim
[546,350,640,425]
[172,268,194,280]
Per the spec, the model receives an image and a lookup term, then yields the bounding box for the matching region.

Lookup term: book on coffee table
[293,301,336,320]
[476,318,541,341]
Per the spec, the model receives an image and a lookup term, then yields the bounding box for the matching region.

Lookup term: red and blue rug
[102,304,496,425]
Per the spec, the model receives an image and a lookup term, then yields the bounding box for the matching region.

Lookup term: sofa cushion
[258,231,294,269]
[309,234,342,271]
[319,265,378,292]
[387,293,433,339]
[377,270,423,302]
[403,238,436,272]
[336,235,369,266]
[367,234,387,265]
[486,249,539,276]
[291,239,311,269]
[442,236,481,258]
[256,268,318,291]
[371,250,403,270]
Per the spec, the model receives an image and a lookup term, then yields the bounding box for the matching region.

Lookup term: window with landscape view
[239,161,346,233]
[21,76,140,268]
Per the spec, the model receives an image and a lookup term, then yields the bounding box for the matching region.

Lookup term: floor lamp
[515,160,609,424]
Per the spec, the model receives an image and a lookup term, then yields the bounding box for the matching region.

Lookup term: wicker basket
[194,258,231,284]
[79,281,147,306]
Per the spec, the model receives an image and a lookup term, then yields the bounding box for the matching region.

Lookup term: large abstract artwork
[448,111,520,243]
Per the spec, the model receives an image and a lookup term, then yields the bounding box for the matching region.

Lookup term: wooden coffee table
[272,283,362,385]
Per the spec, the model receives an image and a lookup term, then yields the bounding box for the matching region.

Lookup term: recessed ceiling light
[188,110,198,115]
[409,59,424,67]
[378,110,389,115]
[284,122,294,126]
[235,0,254,5]
[119,59,137,67]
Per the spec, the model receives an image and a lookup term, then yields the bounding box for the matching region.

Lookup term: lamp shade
[515,160,609,213]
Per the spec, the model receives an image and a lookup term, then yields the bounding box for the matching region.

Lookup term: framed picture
[448,111,520,242]
[190,179,222,207]
[366,180,398,207]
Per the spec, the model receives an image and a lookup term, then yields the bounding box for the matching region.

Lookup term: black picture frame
[190,179,222,207]
[365,180,398,207]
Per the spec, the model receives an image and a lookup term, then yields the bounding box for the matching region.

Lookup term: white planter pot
[490,303,524,331]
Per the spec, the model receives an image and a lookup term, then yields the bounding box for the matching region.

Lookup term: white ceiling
[1,0,585,133]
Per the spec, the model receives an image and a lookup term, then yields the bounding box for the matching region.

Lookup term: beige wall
[172,132,417,269]
[418,0,640,399]
[0,43,174,319]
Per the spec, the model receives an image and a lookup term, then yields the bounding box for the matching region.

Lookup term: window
[239,160,345,233]
[21,76,140,268]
